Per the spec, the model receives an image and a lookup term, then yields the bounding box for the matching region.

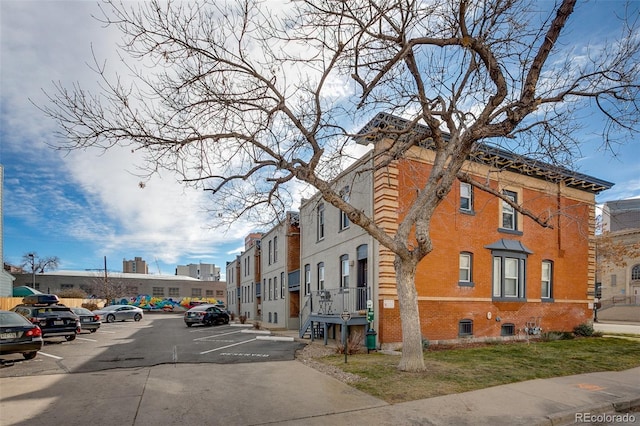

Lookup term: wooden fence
[0,298,107,311]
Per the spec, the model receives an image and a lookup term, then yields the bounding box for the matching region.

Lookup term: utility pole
[28,253,36,288]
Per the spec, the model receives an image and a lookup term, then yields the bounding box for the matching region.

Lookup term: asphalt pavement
[1,320,638,426]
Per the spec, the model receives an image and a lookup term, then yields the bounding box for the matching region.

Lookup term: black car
[184,304,230,327]
[71,307,101,333]
[0,310,44,359]
[11,294,80,341]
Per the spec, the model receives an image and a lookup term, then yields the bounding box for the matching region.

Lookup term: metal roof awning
[484,239,533,254]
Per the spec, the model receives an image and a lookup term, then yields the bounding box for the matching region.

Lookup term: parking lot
[0,313,305,377]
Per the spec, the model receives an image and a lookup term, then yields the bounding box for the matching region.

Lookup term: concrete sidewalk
[1,362,638,425]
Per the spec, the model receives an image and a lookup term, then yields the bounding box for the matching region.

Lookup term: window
[280,272,285,298]
[268,278,272,300]
[274,276,278,300]
[632,265,640,280]
[61,284,74,290]
[274,312,278,324]
[611,274,617,286]
[317,262,325,291]
[501,190,517,231]
[169,287,180,297]
[152,287,165,297]
[492,254,526,300]
[273,236,278,262]
[460,182,473,211]
[304,264,311,295]
[206,290,214,296]
[268,240,272,265]
[317,203,325,240]
[340,255,349,288]
[125,286,139,294]
[216,290,224,297]
[192,288,202,297]
[340,186,350,230]
[541,260,553,299]
[268,312,272,323]
[459,252,473,285]
[459,319,473,337]
[501,323,515,336]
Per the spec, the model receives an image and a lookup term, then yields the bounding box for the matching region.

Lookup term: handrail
[309,287,369,315]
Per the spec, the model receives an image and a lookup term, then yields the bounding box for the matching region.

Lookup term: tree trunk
[395,255,426,372]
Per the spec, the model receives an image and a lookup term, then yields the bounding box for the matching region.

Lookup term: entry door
[357,258,368,310]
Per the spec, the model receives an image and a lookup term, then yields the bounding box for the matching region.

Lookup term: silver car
[93,305,143,323]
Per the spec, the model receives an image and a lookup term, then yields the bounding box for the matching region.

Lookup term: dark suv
[184,304,230,327]
[11,294,80,341]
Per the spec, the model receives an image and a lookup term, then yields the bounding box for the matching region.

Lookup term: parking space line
[38,351,63,360]
[193,330,243,341]
[199,338,257,355]
[77,337,97,342]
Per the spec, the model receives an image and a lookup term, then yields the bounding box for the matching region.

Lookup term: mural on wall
[113,295,223,311]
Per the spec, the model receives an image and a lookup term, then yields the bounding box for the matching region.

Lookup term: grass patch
[317,337,640,403]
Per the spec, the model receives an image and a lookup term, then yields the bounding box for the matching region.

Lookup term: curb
[543,397,640,426]
[241,329,271,335]
[256,336,295,342]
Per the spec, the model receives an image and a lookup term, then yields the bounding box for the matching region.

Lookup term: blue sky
[1,1,639,279]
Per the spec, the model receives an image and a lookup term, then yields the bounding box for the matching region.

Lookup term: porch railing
[309,287,370,315]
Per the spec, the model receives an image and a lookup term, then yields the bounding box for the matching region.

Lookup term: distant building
[238,233,263,320]
[175,262,220,281]
[226,257,241,317]
[11,270,226,303]
[596,199,640,303]
[602,199,640,232]
[260,212,301,329]
[123,257,149,274]
[0,165,16,296]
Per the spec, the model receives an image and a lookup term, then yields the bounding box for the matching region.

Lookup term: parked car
[0,310,44,359]
[184,304,230,327]
[70,307,101,333]
[93,305,143,323]
[11,294,80,341]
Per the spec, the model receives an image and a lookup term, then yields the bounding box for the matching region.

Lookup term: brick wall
[375,148,596,344]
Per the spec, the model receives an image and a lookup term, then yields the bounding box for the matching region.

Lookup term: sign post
[341,310,351,363]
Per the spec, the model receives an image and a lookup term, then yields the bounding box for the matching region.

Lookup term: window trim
[458,319,473,337]
[317,262,325,291]
[499,190,522,235]
[273,276,278,300]
[632,264,640,281]
[541,260,553,300]
[460,182,473,213]
[339,186,350,231]
[340,254,349,288]
[317,203,325,241]
[458,252,474,286]
[491,250,527,301]
[304,264,311,295]
[273,236,278,263]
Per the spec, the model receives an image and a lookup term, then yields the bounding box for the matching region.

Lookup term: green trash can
[366,329,377,353]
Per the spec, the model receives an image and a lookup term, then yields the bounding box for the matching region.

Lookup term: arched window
[632,264,640,281]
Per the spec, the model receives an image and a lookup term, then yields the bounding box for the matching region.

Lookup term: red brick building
[300,113,612,346]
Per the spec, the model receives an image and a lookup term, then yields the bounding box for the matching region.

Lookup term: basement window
[501,323,515,336]
[458,319,473,337]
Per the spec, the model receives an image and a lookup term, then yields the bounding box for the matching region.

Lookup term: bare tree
[40,0,640,371]
[84,272,128,305]
[21,252,60,274]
